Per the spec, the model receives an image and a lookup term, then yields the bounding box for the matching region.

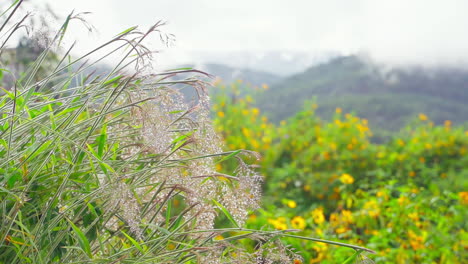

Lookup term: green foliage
[213,81,468,263]
[0,2,369,263]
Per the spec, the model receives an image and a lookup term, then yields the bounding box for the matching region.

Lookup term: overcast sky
[35,0,468,68]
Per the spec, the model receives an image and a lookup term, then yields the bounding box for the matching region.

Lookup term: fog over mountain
[184,50,338,76]
[255,55,468,135]
[37,0,468,70]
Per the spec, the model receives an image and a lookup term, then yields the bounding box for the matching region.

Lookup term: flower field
[212,81,468,263]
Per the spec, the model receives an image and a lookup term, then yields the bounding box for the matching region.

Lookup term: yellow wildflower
[250,139,260,149]
[459,192,468,205]
[341,210,353,223]
[408,212,419,221]
[335,227,348,234]
[397,139,405,146]
[336,107,342,114]
[291,216,306,229]
[217,111,225,118]
[277,216,287,223]
[339,173,354,184]
[251,107,260,116]
[418,113,428,121]
[167,243,176,250]
[364,200,380,218]
[311,208,325,225]
[241,127,250,137]
[334,119,342,127]
[287,200,297,208]
[267,218,287,230]
[310,253,325,263]
[398,196,409,205]
[310,244,328,263]
[408,230,426,250]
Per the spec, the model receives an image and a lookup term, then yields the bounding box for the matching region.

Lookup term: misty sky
[36,0,468,68]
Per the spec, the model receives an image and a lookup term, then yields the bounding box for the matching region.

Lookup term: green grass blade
[212,199,239,228]
[67,219,92,258]
[121,230,145,254]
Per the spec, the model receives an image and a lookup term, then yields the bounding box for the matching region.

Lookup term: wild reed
[0,1,373,263]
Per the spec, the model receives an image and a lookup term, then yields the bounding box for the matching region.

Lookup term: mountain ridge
[255,55,468,131]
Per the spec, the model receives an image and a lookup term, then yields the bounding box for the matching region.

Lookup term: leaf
[97,124,107,158]
[67,219,92,258]
[165,67,193,71]
[341,249,362,264]
[121,230,145,254]
[1,87,14,99]
[103,75,123,86]
[28,140,52,161]
[58,12,72,46]
[216,150,242,164]
[55,105,82,117]
[6,171,21,188]
[212,199,239,228]
[114,26,137,37]
[168,110,184,114]
[172,133,191,145]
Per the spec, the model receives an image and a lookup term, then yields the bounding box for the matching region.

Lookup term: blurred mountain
[174,63,283,102]
[183,50,338,76]
[256,55,468,134]
[195,63,281,87]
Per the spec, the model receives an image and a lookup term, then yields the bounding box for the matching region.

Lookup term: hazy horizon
[26,0,468,72]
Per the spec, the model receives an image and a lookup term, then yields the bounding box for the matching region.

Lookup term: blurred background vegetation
[211,80,467,263]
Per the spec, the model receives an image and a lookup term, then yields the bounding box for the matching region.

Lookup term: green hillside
[256,55,468,132]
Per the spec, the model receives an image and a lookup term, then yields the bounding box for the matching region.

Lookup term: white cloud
[37,0,468,67]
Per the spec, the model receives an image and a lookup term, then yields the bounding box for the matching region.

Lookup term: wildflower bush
[212,81,468,263]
